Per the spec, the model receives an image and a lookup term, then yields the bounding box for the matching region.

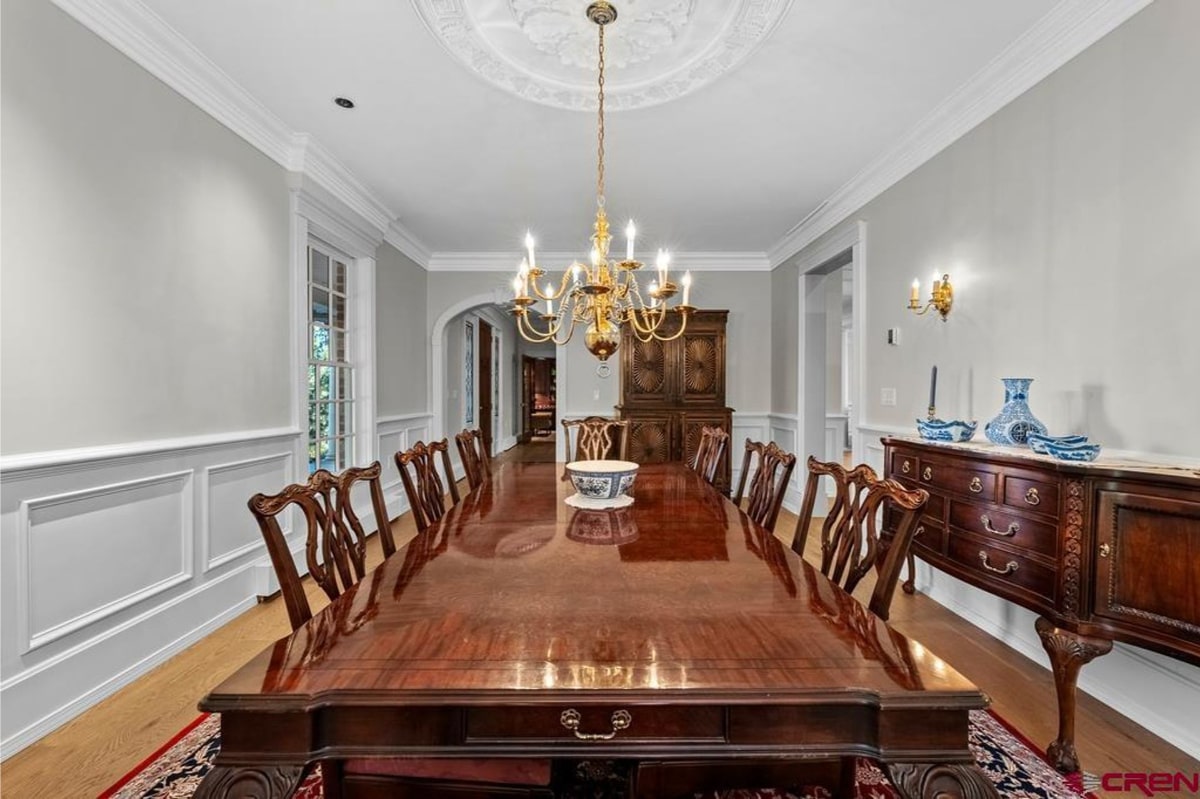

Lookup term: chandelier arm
[626,305,667,339]
[529,269,577,301]
[516,310,567,343]
[649,310,691,342]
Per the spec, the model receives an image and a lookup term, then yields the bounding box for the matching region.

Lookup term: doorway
[478,319,494,453]
[520,355,556,443]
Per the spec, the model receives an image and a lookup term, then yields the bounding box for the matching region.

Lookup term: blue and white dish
[916,418,978,442]
[1027,433,1088,455]
[565,460,639,501]
[1043,441,1102,462]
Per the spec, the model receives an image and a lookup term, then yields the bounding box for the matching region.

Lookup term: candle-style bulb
[682,271,692,306]
[625,220,636,261]
[519,258,529,278]
[525,231,536,269]
[511,276,522,296]
[910,279,920,304]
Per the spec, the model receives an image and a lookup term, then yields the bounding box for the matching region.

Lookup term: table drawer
[1003,475,1059,517]
[919,460,997,503]
[947,535,1055,604]
[465,705,725,743]
[948,501,1057,558]
[891,450,919,481]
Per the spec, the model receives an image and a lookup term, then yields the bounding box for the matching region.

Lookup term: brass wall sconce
[908,273,953,321]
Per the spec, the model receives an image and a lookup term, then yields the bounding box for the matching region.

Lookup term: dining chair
[395,439,462,533]
[731,439,797,533]
[792,455,929,621]
[690,425,729,486]
[455,428,492,491]
[561,415,630,461]
[249,462,392,631]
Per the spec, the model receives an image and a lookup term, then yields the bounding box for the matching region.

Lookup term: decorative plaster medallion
[410,0,793,111]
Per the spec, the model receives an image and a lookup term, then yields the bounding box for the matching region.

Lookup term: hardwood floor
[2,452,1195,797]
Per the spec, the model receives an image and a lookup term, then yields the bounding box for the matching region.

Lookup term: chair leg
[835,756,858,799]
[322,759,344,799]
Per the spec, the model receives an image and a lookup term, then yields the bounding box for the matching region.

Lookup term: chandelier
[511,1,695,375]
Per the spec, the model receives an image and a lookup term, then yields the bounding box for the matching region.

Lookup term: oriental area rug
[98,710,1093,799]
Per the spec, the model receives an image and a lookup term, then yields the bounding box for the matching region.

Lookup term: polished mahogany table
[195,462,997,798]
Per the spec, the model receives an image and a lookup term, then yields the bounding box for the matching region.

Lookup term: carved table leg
[1035,616,1112,773]
[193,763,311,799]
[902,551,917,594]
[888,763,999,798]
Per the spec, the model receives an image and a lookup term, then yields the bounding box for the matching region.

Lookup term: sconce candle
[910,279,920,304]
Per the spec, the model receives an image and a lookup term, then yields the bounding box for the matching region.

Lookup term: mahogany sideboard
[881,437,1200,772]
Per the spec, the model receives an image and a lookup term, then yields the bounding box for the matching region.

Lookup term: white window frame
[306,239,356,472]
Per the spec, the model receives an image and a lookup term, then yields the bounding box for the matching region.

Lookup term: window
[307,241,354,473]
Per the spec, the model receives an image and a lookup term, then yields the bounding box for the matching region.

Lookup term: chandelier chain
[596,21,606,207]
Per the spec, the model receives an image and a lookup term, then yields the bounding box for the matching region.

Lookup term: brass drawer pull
[560,708,632,741]
[902,460,911,474]
[980,515,1019,537]
[1099,542,1111,558]
[922,466,933,481]
[915,525,925,538]
[968,476,983,493]
[978,551,1019,576]
[1024,487,1041,506]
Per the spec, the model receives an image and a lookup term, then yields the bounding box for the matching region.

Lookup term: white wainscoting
[0,428,300,759]
[758,412,803,514]
[857,421,1200,759]
[375,412,433,519]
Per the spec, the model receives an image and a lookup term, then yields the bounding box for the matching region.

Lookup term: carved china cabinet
[882,437,1200,773]
[618,310,734,492]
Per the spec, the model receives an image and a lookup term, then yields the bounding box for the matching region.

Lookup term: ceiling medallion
[410,0,794,111]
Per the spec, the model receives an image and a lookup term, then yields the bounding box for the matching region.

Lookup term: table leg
[193,763,311,799]
[1035,616,1112,773]
[887,763,999,798]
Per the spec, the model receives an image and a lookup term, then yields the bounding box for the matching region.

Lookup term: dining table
[194,461,998,798]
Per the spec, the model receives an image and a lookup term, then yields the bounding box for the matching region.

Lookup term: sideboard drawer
[465,705,725,743]
[947,535,1056,605]
[920,461,998,503]
[1003,475,1059,517]
[948,501,1058,558]
[891,450,919,480]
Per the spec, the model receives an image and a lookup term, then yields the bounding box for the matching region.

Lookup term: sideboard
[881,437,1200,773]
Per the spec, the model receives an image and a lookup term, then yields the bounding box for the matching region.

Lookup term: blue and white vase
[984,378,1047,446]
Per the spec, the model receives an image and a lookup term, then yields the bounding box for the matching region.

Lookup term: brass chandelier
[511,1,694,374]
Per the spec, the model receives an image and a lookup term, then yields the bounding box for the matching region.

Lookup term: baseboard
[915,566,1200,760]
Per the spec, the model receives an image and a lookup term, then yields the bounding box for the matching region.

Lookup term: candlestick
[626,220,636,261]
[525,231,536,270]
[910,279,920,304]
[682,271,692,306]
[929,365,938,417]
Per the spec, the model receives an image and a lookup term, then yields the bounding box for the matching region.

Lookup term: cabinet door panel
[627,415,674,464]
[622,336,671,406]
[679,333,724,405]
[1093,488,1200,641]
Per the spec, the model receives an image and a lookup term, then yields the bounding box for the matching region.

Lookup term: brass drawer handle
[922,466,933,481]
[968,476,983,493]
[1099,542,1111,558]
[980,514,1019,537]
[979,551,1019,576]
[1024,487,1041,506]
[915,525,925,538]
[560,708,632,741]
[902,460,911,474]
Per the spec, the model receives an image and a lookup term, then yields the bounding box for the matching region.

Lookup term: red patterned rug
[98,710,1092,798]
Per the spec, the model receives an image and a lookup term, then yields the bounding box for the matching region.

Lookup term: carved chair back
[732,439,797,533]
[561,416,630,462]
[455,428,492,491]
[395,439,461,533]
[249,461,392,631]
[792,456,928,620]
[691,425,729,485]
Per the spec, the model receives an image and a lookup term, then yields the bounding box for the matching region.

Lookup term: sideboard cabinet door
[1092,484,1200,651]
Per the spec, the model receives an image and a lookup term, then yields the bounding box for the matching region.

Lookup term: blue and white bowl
[1028,433,1089,455]
[565,460,639,500]
[1043,441,1102,462]
[916,418,978,443]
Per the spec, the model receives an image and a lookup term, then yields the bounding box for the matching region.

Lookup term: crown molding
[384,221,433,268]
[426,251,771,272]
[48,0,432,256]
[767,0,1154,268]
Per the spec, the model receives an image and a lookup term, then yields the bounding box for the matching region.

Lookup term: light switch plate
[887,328,901,345]
[881,388,897,406]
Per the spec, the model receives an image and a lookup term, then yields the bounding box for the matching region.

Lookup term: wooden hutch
[617,310,734,492]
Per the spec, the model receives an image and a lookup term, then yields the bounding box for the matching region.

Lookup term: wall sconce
[908,273,953,321]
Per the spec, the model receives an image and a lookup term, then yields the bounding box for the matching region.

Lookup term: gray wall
[785,0,1200,457]
[770,265,799,413]
[375,243,428,416]
[0,0,291,455]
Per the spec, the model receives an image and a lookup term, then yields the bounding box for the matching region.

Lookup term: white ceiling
[137,0,1060,256]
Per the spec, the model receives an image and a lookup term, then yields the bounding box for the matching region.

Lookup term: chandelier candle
[511,1,696,364]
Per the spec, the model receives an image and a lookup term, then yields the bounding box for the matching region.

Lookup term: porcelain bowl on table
[915,418,978,443]
[1027,433,1089,455]
[565,460,639,501]
[1043,440,1102,462]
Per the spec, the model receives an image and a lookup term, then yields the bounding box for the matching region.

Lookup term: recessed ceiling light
[334,97,355,109]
